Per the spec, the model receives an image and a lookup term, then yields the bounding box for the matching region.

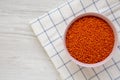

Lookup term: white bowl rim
[64,12,118,67]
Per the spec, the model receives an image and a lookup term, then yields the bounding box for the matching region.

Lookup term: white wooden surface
[0,0,65,80]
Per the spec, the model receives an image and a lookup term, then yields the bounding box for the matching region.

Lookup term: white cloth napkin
[30,0,120,80]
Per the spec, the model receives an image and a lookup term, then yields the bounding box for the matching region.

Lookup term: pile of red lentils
[66,16,114,64]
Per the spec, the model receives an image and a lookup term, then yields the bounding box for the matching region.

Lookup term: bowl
[64,12,118,67]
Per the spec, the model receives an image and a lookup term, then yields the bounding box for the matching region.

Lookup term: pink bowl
[64,12,118,67]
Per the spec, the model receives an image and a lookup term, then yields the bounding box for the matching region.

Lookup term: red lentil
[66,16,114,64]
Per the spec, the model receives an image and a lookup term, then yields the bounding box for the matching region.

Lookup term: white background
[0,0,65,80]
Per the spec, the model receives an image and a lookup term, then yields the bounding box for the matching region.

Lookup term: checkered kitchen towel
[30,0,120,80]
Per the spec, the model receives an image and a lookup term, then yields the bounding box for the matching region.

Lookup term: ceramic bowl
[64,12,118,67]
